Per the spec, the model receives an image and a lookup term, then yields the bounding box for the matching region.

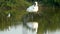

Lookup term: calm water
[0,22,60,34]
[0,25,23,34]
[0,23,37,34]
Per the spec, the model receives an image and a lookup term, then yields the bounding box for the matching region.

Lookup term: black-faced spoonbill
[27,2,38,12]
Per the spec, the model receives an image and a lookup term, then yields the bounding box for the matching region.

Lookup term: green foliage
[0,0,31,22]
[0,0,32,31]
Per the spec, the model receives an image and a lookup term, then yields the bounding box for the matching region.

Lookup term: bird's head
[35,2,37,3]
[35,1,38,6]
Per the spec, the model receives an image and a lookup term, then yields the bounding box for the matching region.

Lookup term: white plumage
[27,2,38,12]
[7,13,10,18]
[26,22,38,32]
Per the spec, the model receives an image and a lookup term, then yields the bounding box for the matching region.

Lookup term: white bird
[26,22,38,32]
[27,2,38,12]
[7,13,11,18]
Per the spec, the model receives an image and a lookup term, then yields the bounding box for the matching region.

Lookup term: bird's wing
[26,5,34,11]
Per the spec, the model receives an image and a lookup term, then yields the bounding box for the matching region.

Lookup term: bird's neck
[36,3,38,6]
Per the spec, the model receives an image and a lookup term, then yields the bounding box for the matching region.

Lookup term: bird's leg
[37,12,42,17]
[27,13,29,21]
[31,13,33,22]
[28,12,31,22]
